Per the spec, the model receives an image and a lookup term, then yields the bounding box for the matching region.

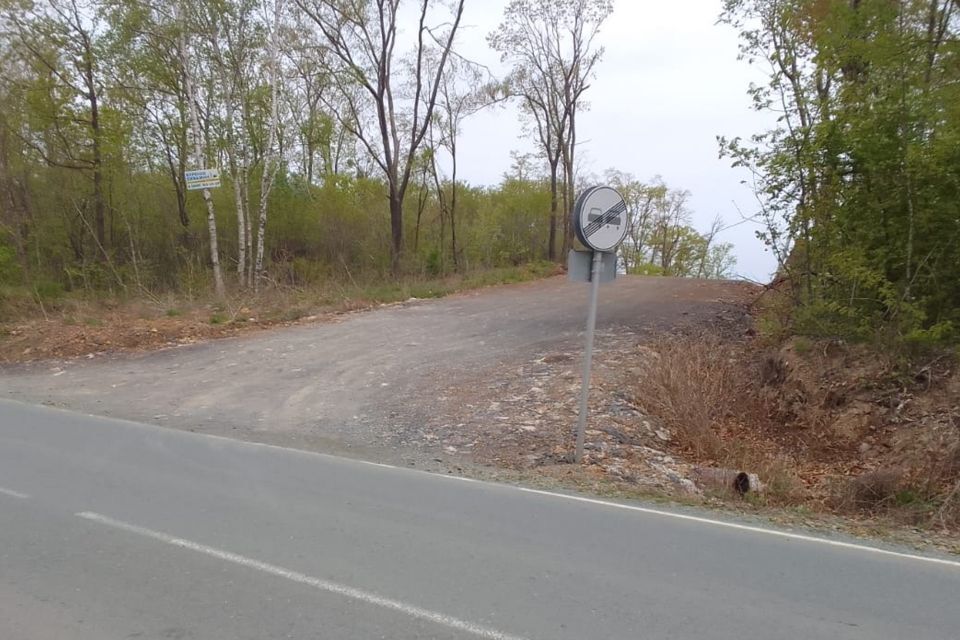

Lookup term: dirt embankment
[756,339,960,524]
[408,295,960,546]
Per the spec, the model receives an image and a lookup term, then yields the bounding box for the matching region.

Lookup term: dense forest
[0,0,735,311]
[721,0,960,344]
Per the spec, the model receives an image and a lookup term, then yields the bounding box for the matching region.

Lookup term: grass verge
[0,261,561,363]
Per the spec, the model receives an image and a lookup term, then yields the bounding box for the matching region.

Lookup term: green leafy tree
[3,0,111,254]
[489,0,612,260]
[721,0,960,341]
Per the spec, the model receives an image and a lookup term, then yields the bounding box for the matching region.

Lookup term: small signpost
[569,186,628,463]
[185,168,222,191]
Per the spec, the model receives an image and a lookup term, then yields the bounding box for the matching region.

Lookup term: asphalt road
[0,276,752,461]
[1,400,958,640]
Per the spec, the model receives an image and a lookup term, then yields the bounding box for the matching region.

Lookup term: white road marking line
[7,399,956,568]
[286,452,960,569]
[514,487,960,570]
[361,460,479,483]
[0,486,29,500]
[76,511,530,640]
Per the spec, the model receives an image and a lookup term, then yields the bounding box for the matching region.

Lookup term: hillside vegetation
[0,0,733,325]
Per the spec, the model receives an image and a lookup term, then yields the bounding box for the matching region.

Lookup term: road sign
[567,250,617,284]
[185,168,221,191]
[573,186,628,253]
[570,184,628,463]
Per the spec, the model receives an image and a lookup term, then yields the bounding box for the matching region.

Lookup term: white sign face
[185,168,221,191]
[573,186,628,252]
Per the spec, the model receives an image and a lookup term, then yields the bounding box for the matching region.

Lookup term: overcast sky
[445,0,777,281]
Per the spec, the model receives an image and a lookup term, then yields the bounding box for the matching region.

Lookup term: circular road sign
[573,186,628,253]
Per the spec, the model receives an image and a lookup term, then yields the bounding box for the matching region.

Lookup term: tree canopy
[0,0,736,311]
[721,0,960,343]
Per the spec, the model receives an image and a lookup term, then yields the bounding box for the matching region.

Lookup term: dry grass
[631,335,750,459]
[0,263,561,363]
[932,445,960,528]
[721,442,808,506]
[628,334,809,504]
[937,482,960,529]
[832,469,904,512]
[626,330,960,535]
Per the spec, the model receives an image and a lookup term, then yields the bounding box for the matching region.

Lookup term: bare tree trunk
[90,113,106,253]
[222,74,247,284]
[254,0,283,292]
[560,184,570,255]
[232,160,246,281]
[241,166,252,286]
[548,160,558,261]
[562,111,577,256]
[306,140,314,186]
[414,174,427,254]
[450,138,459,271]
[428,133,448,271]
[175,102,190,227]
[179,1,224,298]
[81,38,107,256]
[389,190,403,275]
[439,194,446,272]
[168,155,189,228]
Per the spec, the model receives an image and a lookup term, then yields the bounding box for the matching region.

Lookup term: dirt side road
[0,276,755,464]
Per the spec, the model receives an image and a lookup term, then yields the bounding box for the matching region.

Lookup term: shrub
[832,469,903,512]
[630,336,744,459]
[0,244,21,285]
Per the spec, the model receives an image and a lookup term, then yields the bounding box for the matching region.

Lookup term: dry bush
[936,480,960,529]
[832,469,903,512]
[930,445,960,529]
[631,335,750,459]
[943,443,960,480]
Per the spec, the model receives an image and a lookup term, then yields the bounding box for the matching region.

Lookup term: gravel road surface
[0,276,752,463]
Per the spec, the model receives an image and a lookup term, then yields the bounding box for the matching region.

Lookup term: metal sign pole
[570,184,627,463]
[574,250,603,463]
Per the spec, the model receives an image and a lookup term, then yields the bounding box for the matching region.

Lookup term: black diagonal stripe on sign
[584,201,626,238]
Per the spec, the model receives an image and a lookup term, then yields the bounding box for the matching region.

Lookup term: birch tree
[177,0,225,297]
[252,0,282,290]
[198,0,260,285]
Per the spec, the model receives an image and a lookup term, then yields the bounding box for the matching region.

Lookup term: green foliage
[607,171,737,278]
[902,321,955,349]
[791,336,812,356]
[0,244,21,285]
[425,249,443,277]
[629,263,665,276]
[0,0,733,317]
[33,280,65,302]
[721,0,960,345]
